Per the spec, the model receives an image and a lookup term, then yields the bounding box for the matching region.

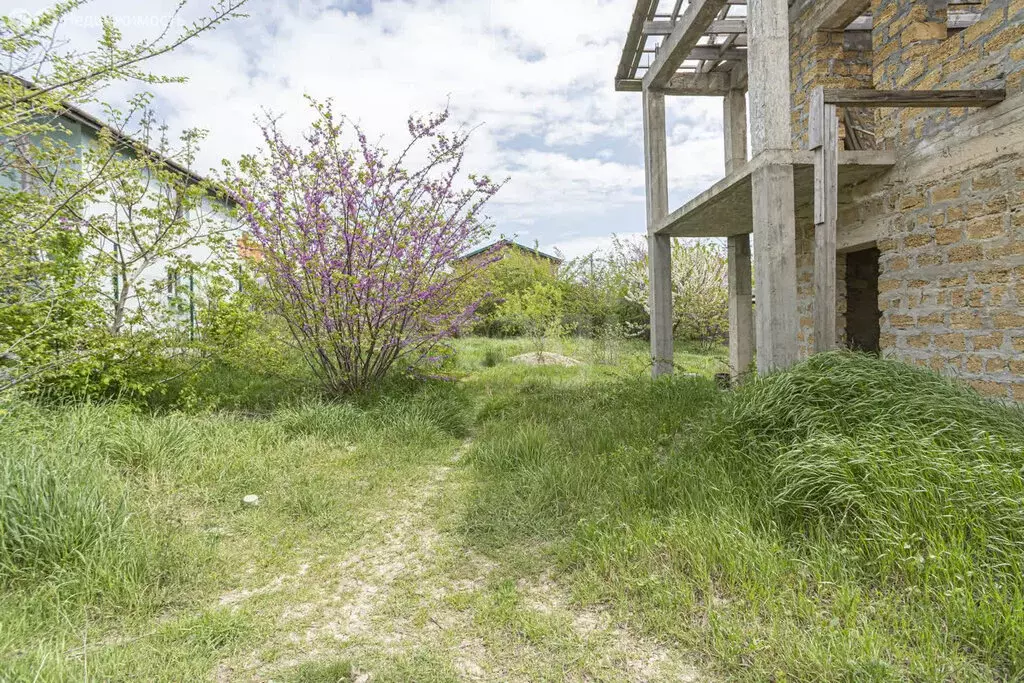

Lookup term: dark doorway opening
[845,247,881,353]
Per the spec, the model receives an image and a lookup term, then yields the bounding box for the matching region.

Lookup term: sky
[7,0,730,259]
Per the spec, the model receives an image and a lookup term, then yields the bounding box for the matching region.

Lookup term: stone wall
[788,0,1024,400]
[790,11,874,149]
[873,143,1024,400]
[873,0,1024,147]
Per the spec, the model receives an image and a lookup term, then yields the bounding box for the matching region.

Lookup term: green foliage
[615,236,729,347]
[497,280,567,352]
[464,249,563,337]
[558,249,647,337]
[1,2,247,401]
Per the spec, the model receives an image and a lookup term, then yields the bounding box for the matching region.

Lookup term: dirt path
[213,438,704,682]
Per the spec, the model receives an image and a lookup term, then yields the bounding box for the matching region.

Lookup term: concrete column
[723,89,747,175]
[648,234,674,376]
[728,234,754,380]
[748,0,799,372]
[643,89,673,377]
[723,89,755,381]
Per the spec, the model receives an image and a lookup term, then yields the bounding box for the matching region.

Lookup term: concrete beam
[644,18,747,36]
[643,90,673,377]
[615,71,732,96]
[724,89,747,174]
[642,0,729,90]
[793,0,871,39]
[728,234,755,381]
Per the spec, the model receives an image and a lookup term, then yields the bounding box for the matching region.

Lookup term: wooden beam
[642,0,728,90]
[810,87,839,353]
[822,88,1007,107]
[643,90,673,377]
[615,71,732,95]
[616,0,659,82]
[644,18,746,36]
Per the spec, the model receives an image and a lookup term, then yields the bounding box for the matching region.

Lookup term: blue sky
[16,0,731,258]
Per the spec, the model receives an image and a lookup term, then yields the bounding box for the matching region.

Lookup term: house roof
[456,239,563,264]
[6,74,233,204]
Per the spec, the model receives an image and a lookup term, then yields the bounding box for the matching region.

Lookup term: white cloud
[13,0,730,255]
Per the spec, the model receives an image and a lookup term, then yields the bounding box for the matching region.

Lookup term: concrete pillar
[643,89,673,377]
[723,89,755,381]
[728,235,755,380]
[723,89,747,175]
[748,0,799,372]
[648,234,674,376]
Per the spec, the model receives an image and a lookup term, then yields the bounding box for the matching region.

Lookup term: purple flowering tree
[231,100,501,394]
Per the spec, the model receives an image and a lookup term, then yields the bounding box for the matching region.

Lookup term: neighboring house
[455,239,563,274]
[2,86,240,337]
[617,0,1024,400]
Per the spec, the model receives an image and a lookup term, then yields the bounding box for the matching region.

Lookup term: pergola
[615,0,1000,380]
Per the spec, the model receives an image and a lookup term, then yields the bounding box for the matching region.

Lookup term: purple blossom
[231,100,503,394]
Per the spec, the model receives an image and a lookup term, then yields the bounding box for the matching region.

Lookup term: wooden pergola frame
[615,0,999,381]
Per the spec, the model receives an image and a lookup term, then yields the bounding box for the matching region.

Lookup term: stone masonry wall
[788,0,1024,399]
[873,149,1024,400]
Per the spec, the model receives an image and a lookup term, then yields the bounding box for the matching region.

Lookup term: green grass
[0,379,471,680]
[465,350,1024,680]
[2,337,1022,681]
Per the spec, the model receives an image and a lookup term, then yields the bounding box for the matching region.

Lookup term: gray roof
[456,239,563,264]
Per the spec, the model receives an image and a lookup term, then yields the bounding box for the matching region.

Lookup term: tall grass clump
[698,352,1024,672]
[466,351,1024,679]
[0,404,198,607]
[0,455,128,582]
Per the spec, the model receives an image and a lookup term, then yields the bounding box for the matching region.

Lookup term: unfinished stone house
[616,0,1024,400]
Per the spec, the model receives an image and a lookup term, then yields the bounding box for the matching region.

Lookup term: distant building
[455,239,563,274]
[3,78,239,336]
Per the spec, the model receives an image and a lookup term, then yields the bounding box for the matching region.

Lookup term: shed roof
[456,239,563,264]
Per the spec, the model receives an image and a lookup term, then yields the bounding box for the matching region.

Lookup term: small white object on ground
[242,494,260,507]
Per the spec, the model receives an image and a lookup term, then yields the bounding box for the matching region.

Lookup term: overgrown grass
[0,377,472,680]
[5,338,1022,680]
[465,350,1024,680]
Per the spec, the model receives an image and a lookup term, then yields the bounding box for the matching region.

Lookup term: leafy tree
[76,106,235,336]
[615,235,729,348]
[462,247,561,336]
[0,1,248,396]
[230,99,502,394]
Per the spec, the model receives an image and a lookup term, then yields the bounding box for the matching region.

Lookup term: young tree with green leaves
[0,1,248,396]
